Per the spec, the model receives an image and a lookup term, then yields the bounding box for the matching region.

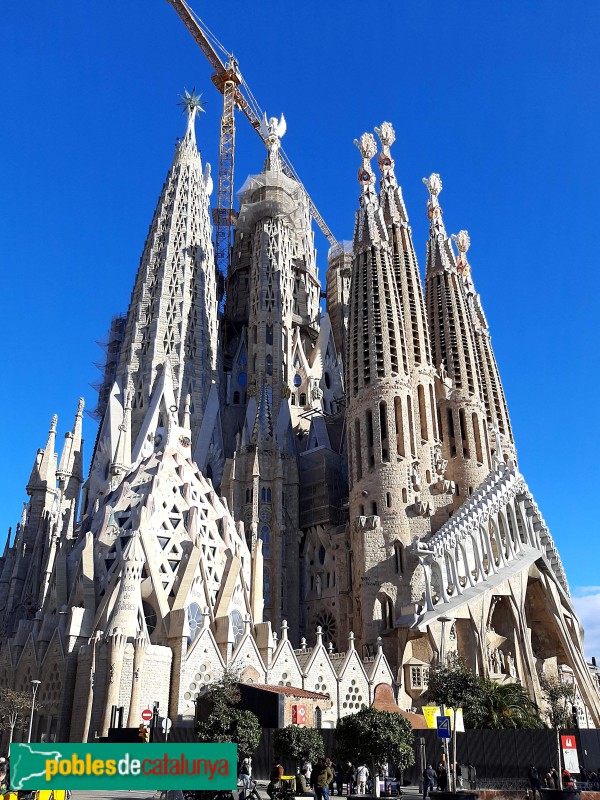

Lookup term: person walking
[311,757,334,800]
[240,757,252,790]
[550,768,559,789]
[335,763,345,796]
[267,758,284,799]
[437,762,448,792]
[356,765,369,795]
[456,762,463,789]
[326,759,336,794]
[423,765,437,800]
[528,765,541,800]
[346,762,357,795]
[467,763,477,790]
[303,760,313,782]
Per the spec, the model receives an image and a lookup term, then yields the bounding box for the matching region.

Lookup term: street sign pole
[162,717,172,743]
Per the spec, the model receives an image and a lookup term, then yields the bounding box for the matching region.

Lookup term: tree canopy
[195,671,261,758]
[0,688,39,745]
[335,707,414,775]
[273,726,324,769]
[427,655,544,730]
[539,674,576,730]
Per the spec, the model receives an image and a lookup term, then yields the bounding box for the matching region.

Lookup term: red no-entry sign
[141,708,153,722]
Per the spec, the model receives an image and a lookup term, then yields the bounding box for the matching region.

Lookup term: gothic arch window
[371,502,378,516]
[260,525,271,557]
[430,384,438,438]
[315,706,322,728]
[394,396,405,457]
[300,392,307,406]
[266,325,273,345]
[266,355,273,376]
[378,596,394,631]
[366,410,375,467]
[354,419,362,480]
[472,413,483,463]
[459,408,469,458]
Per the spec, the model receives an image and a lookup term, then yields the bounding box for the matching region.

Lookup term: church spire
[451,230,516,462]
[112,91,217,444]
[424,175,490,503]
[56,398,85,540]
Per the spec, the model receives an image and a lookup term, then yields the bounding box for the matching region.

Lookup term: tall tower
[221,115,321,638]
[453,231,517,463]
[346,132,416,652]
[375,123,447,532]
[424,174,490,505]
[85,93,220,513]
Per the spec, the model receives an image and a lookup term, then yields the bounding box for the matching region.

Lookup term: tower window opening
[418,384,428,441]
[354,419,363,481]
[402,488,407,503]
[394,396,405,457]
[372,501,378,516]
[266,355,273,376]
[300,392,307,406]
[459,408,470,459]
[366,410,375,467]
[407,395,416,456]
[430,384,438,438]
[291,393,296,405]
[233,391,240,405]
[386,492,392,508]
[266,325,273,345]
[473,412,483,463]
[394,542,404,574]
[447,408,456,457]
[379,401,389,462]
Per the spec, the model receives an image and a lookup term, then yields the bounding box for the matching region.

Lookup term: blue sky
[1,2,599,653]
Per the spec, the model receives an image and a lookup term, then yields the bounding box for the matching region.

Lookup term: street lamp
[27,680,41,743]
[437,617,453,788]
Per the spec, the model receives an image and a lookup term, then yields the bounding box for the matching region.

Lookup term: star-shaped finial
[178,88,206,119]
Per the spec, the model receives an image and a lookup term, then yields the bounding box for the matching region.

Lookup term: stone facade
[1,103,599,743]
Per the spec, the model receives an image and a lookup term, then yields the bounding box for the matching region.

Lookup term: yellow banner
[421,706,464,732]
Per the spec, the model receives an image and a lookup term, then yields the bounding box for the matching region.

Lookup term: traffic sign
[161,718,172,733]
[141,708,153,722]
[437,716,451,739]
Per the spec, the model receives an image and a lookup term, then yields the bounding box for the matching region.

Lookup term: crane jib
[167,0,338,247]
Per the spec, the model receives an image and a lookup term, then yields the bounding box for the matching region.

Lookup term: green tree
[426,654,482,791]
[195,671,261,759]
[0,688,39,746]
[467,679,544,730]
[539,674,577,773]
[335,707,414,788]
[273,725,324,770]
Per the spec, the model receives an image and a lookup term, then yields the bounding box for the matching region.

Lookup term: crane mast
[166,0,337,288]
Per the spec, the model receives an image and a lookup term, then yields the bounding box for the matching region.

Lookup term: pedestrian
[467,763,477,790]
[326,759,336,794]
[267,758,284,799]
[423,764,437,800]
[562,768,572,788]
[311,757,334,800]
[240,757,252,789]
[550,768,559,789]
[335,762,345,796]
[437,762,448,792]
[529,765,541,800]
[456,762,463,789]
[0,758,7,793]
[304,760,313,782]
[545,771,553,789]
[356,764,369,795]
[346,762,357,795]
[296,767,310,795]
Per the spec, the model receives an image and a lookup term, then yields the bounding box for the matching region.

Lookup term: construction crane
[166,0,337,287]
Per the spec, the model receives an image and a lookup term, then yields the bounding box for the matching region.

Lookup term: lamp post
[437,616,453,791]
[27,680,41,743]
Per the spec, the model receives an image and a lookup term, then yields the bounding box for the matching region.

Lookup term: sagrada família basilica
[1,93,598,741]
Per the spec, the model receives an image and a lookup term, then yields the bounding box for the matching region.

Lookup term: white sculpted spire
[353,133,387,252]
[260,112,287,171]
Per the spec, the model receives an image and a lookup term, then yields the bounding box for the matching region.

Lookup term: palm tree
[469,680,544,729]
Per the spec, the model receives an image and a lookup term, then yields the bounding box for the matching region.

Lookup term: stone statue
[434,444,448,476]
[315,573,322,597]
[507,652,516,678]
[411,460,422,492]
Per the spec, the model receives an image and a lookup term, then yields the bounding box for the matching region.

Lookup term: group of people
[529,764,600,796]
[422,761,476,798]
[266,758,383,799]
[0,757,9,794]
